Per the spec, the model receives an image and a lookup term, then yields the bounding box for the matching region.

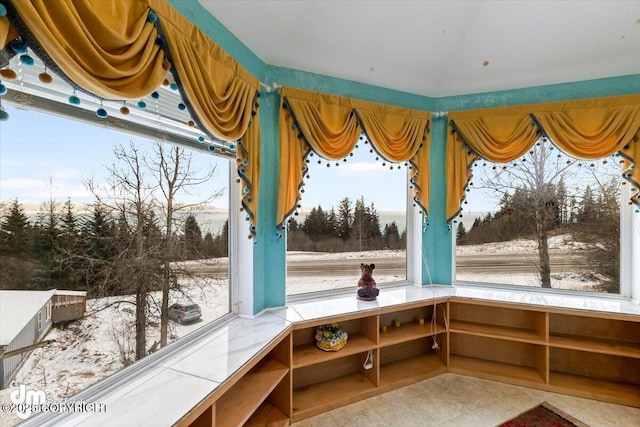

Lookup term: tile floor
[291,373,640,427]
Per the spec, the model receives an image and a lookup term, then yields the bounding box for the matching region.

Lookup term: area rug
[499,401,589,427]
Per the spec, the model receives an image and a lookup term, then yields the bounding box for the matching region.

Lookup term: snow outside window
[285,142,409,296]
[454,139,627,295]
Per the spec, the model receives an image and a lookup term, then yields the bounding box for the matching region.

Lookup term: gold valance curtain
[0,14,18,52]
[1,0,261,233]
[446,95,640,222]
[278,87,431,230]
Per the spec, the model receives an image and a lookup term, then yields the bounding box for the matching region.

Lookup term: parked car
[168,303,202,324]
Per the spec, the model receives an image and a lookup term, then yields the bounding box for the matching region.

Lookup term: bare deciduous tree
[87,141,158,360]
[148,143,222,348]
[473,140,576,288]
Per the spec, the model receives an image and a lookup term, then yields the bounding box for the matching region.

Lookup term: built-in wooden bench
[20,284,640,426]
[176,286,640,426]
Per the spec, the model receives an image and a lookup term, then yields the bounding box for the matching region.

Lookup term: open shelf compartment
[215,357,289,427]
[292,352,377,421]
[449,333,547,384]
[549,347,640,408]
[449,301,547,344]
[292,316,377,368]
[379,337,447,388]
[549,313,640,358]
[379,303,447,347]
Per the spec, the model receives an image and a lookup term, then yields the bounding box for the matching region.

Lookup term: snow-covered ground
[0,235,601,426]
[0,280,228,427]
[456,234,598,291]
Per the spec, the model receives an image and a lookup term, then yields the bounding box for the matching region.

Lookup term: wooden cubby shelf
[549,372,640,408]
[215,358,289,427]
[244,402,289,427]
[450,355,546,385]
[379,321,446,346]
[548,312,640,359]
[549,334,640,358]
[185,297,640,427]
[449,301,547,344]
[292,372,377,421]
[449,320,546,344]
[380,352,447,387]
[293,332,376,368]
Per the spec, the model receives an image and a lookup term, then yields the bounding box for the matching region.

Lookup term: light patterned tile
[371,397,439,427]
[291,411,340,427]
[327,399,375,420]
[439,411,504,427]
[457,392,541,426]
[334,406,389,427]
[573,401,640,427]
[517,388,594,415]
[293,375,639,427]
[439,375,517,409]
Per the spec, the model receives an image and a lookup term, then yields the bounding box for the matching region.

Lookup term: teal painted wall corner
[267,66,437,111]
[253,88,286,313]
[423,115,452,285]
[437,74,640,112]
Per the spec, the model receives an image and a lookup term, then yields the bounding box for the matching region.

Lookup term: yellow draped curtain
[0,15,18,52]
[1,0,261,233]
[277,87,430,230]
[446,95,640,222]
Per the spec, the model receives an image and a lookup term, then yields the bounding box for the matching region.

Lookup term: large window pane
[0,105,231,424]
[455,139,621,293]
[286,140,407,296]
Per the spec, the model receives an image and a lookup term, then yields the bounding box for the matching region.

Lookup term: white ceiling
[198,0,640,98]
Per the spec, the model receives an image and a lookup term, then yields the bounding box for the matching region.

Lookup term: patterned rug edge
[499,401,590,427]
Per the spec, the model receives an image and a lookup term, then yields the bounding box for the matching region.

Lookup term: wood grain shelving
[184,298,640,426]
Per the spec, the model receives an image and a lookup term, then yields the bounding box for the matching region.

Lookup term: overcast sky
[0,104,442,215]
[0,105,228,210]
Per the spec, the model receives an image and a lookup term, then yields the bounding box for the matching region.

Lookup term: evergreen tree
[215,218,229,256]
[383,221,401,249]
[577,185,597,223]
[183,214,203,259]
[79,203,118,295]
[287,217,300,232]
[33,199,60,289]
[351,197,372,251]
[556,177,568,226]
[327,208,338,237]
[302,206,329,240]
[205,218,229,257]
[456,222,467,244]
[336,197,352,240]
[202,232,215,257]
[143,210,163,256]
[0,199,36,289]
[55,198,84,290]
[367,202,382,239]
[0,199,32,256]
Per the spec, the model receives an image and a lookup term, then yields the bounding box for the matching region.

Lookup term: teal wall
[437,74,640,111]
[424,115,452,285]
[169,1,640,312]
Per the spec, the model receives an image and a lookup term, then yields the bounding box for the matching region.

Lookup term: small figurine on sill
[357,263,379,301]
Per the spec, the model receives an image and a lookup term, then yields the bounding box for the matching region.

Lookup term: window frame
[452,175,639,301]
[284,165,418,302]
[2,96,239,328]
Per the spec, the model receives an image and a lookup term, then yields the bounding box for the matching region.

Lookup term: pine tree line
[456,176,620,291]
[0,198,228,294]
[287,196,406,252]
[457,177,619,245]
